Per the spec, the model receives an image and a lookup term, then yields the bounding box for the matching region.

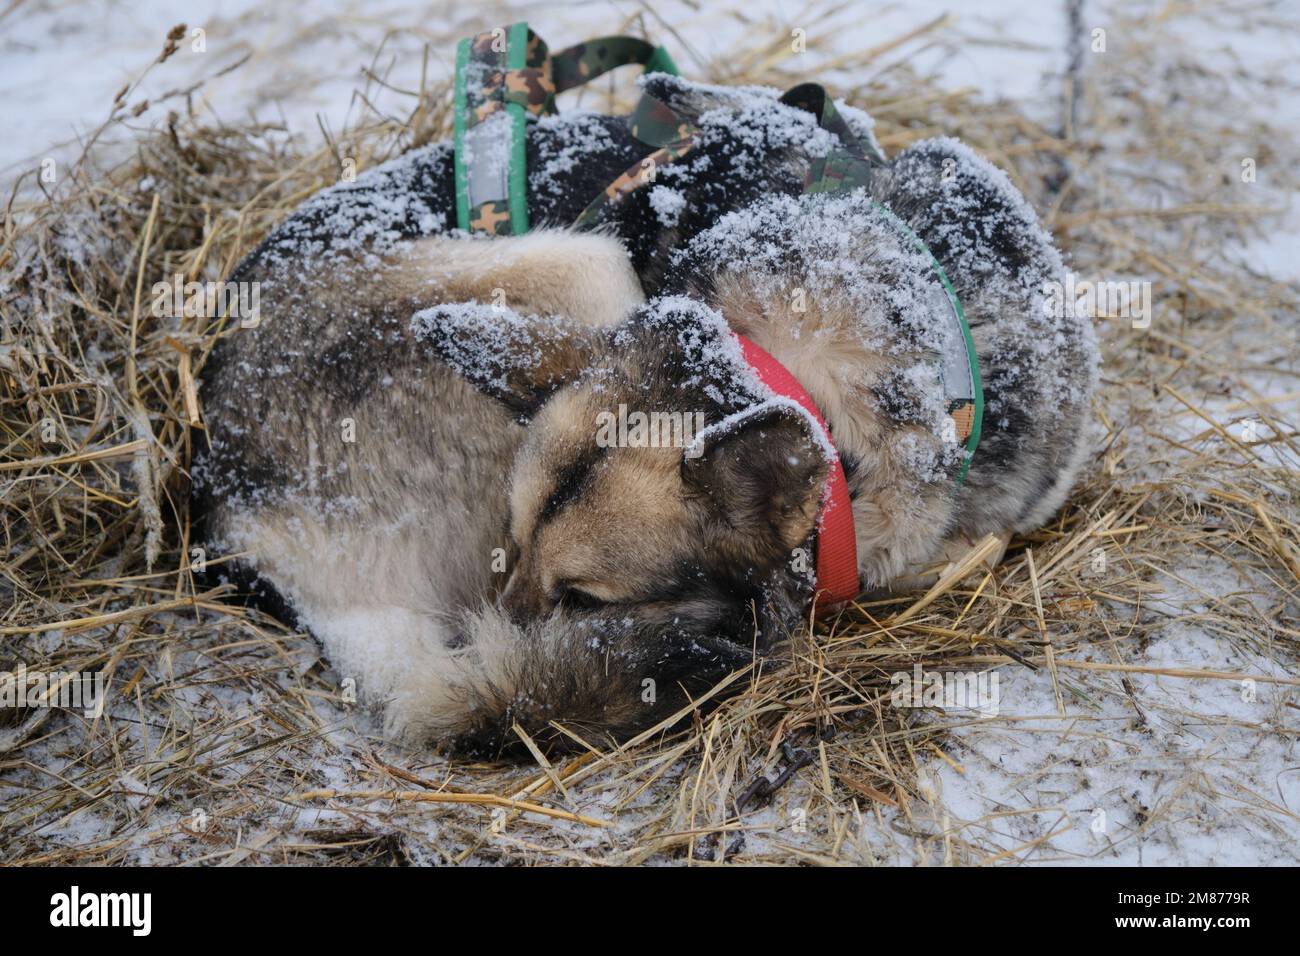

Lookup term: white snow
[0,0,1083,197]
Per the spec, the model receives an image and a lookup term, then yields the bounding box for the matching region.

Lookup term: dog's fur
[193,76,1098,752]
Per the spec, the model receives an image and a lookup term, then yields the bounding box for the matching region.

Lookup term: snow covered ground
[2,0,1296,865]
[1,0,1075,189]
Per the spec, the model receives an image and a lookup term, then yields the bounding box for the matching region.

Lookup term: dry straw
[1,5,1296,864]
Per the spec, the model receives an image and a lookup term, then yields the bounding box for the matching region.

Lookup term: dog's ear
[639,73,753,127]
[682,404,829,554]
[412,303,604,422]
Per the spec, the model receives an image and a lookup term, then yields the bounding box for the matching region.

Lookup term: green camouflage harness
[453,23,678,236]
[452,25,982,482]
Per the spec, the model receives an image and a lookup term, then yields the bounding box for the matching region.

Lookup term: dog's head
[415,296,829,749]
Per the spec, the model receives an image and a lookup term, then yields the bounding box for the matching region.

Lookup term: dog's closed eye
[553,584,608,611]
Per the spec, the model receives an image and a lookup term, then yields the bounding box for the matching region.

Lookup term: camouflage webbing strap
[552,36,678,94]
[782,84,982,483]
[575,81,984,483]
[573,90,700,228]
[453,24,679,236]
[781,82,887,167]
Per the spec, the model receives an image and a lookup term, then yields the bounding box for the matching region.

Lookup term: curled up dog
[192,54,1098,753]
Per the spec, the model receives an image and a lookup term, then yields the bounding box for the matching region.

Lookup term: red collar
[733,334,860,612]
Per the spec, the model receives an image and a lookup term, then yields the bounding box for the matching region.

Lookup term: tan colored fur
[390,231,643,328]
[206,231,646,740]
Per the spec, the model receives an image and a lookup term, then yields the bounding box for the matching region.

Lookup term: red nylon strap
[734,334,860,612]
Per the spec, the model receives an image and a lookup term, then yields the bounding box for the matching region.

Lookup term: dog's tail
[388,605,751,756]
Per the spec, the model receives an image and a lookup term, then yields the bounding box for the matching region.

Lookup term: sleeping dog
[193,75,1098,751]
